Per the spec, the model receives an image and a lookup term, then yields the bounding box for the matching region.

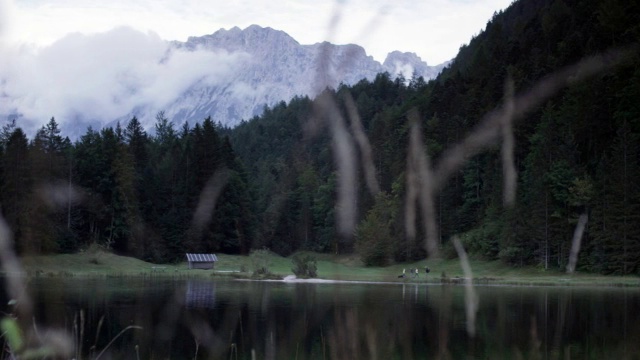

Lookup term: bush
[84,242,107,254]
[250,249,272,276]
[291,255,318,278]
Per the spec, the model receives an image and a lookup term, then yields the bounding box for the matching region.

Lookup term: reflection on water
[2,278,640,359]
[186,281,216,309]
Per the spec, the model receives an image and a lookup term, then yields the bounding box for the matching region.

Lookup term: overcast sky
[2,0,512,65]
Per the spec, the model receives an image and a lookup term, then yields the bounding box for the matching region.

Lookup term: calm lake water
[3,278,640,359]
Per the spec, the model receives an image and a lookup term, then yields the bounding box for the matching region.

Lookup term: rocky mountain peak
[148,25,450,130]
[183,25,300,53]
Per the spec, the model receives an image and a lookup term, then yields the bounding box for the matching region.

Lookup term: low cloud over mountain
[0,25,448,136]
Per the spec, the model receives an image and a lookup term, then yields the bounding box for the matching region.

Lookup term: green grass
[12,249,640,287]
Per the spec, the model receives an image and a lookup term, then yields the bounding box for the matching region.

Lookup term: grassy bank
[12,249,640,287]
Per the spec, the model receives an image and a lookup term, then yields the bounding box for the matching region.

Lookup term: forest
[0,0,638,274]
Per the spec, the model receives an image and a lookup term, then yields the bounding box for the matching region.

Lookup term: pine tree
[1,128,32,253]
[356,192,397,266]
[591,124,640,274]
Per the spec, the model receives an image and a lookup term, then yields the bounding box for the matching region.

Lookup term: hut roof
[186,253,218,262]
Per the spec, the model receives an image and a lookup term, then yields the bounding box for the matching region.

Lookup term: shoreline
[3,270,639,288]
[235,274,640,288]
[11,251,640,288]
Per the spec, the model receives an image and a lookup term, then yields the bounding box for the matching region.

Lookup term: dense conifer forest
[1,0,638,273]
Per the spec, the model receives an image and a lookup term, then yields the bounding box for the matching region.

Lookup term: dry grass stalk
[311,92,359,241]
[305,7,394,243]
[407,111,440,257]
[344,92,381,195]
[566,213,588,273]
[404,133,420,244]
[501,78,517,206]
[191,168,231,234]
[452,236,479,338]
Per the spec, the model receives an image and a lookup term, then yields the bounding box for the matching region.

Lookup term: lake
[3,278,640,359]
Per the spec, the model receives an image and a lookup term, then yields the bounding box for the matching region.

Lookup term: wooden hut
[186,253,218,269]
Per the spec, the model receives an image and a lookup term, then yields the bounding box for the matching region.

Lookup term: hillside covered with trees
[1,0,638,274]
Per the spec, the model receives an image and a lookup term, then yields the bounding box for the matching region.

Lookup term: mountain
[125,25,447,130]
[1,25,447,136]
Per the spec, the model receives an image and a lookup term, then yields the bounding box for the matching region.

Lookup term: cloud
[0,0,14,43]
[0,27,248,134]
[391,62,414,82]
[9,0,513,66]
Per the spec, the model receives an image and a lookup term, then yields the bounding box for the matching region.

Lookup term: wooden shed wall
[189,261,214,270]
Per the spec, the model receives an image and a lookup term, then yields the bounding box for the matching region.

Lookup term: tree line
[1,0,638,273]
[0,114,253,262]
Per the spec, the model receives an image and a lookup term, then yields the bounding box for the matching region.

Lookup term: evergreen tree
[590,124,640,274]
[356,192,398,266]
[26,117,71,253]
[1,128,32,253]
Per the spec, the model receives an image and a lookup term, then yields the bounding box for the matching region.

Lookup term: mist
[0,26,248,135]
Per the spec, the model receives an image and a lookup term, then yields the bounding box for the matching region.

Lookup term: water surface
[4,278,640,359]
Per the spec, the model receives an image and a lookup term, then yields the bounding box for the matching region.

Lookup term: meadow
[15,247,640,287]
